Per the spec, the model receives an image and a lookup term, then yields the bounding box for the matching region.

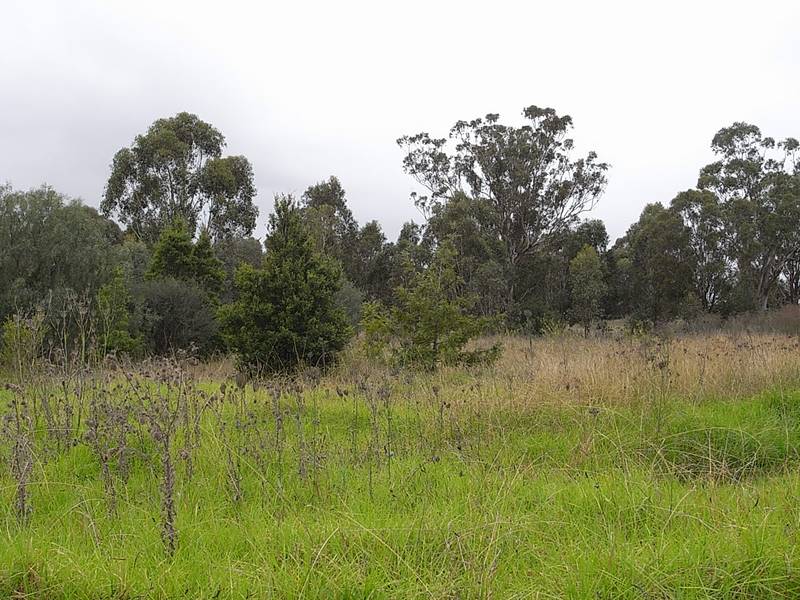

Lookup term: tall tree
[398,105,608,308]
[300,176,359,277]
[422,193,508,317]
[511,219,609,327]
[670,189,731,311]
[352,220,394,302]
[102,112,257,243]
[614,203,696,323]
[698,123,800,310]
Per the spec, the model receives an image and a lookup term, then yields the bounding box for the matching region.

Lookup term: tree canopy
[102,112,257,243]
[698,123,800,310]
[5,109,800,367]
[398,105,608,309]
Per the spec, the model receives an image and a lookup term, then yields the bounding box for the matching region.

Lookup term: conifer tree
[220,195,352,373]
[147,219,195,282]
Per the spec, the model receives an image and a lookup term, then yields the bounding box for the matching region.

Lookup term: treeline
[1,109,798,372]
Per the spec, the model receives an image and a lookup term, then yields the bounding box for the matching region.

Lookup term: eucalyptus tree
[614,203,696,323]
[569,245,607,336]
[301,176,359,277]
[698,123,800,310]
[102,112,257,243]
[422,192,508,317]
[398,105,608,309]
[670,189,731,311]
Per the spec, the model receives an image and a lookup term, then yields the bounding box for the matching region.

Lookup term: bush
[1,311,46,379]
[147,220,225,299]
[362,240,500,370]
[335,276,364,329]
[135,278,218,355]
[96,267,141,356]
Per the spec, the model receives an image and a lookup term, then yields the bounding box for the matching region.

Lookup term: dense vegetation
[2,107,800,598]
[2,107,799,371]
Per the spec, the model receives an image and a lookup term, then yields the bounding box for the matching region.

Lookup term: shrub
[1,311,46,379]
[96,267,141,356]
[147,220,225,299]
[362,240,500,370]
[335,276,364,328]
[135,278,218,355]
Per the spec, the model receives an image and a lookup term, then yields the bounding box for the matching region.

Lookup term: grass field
[3,333,800,598]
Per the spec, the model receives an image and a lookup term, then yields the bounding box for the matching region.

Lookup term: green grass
[2,382,800,598]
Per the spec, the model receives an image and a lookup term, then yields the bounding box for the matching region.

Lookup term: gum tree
[698,123,800,310]
[102,112,257,243]
[398,105,608,309]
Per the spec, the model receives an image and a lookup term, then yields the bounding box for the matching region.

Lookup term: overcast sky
[2,0,799,243]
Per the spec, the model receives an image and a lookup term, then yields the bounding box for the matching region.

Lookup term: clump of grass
[646,396,800,482]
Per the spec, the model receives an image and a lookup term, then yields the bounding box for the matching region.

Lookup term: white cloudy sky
[2,0,798,242]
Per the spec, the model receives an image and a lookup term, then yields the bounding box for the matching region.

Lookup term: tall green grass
[2,383,800,598]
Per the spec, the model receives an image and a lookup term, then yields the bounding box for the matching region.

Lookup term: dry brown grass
[470,331,800,408]
[324,331,800,412]
[189,331,800,414]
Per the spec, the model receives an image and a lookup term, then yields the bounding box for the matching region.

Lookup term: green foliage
[96,267,140,356]
[213,235,263,303]
[114,236,152,283]
[423,193,509,317]
[147,219,196,281]
[136,278,219,355]
[569,245,607,335]
[352,220,394,302]
[360,300,393,360]
[335,276,364,328]
[301,176,359,271]
[0,311,46,379]
[190,230,226,297]
[512,219,610,328]
[147,221,225,298]
[102,112,257,243]
[669,189,732,312]
[612,203,697,324]
[698,123,800,310]
[299,177,403,305]
[219,195,352,373]
[399,105,608,310]
[0,185,122,325]
[362,241,500,370]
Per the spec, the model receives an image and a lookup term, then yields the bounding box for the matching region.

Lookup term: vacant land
[3,333,800,598]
